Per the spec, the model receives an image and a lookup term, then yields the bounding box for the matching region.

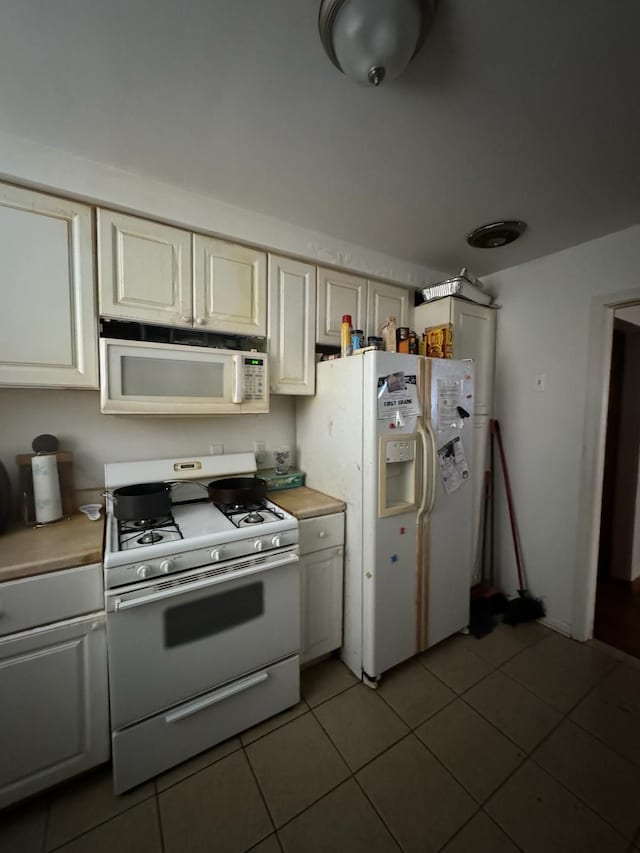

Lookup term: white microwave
[99,338,269,415]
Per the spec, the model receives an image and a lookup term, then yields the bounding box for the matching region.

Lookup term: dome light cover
[318,0,437,86]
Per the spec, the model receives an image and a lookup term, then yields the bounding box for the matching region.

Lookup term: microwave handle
[232,354,244,403]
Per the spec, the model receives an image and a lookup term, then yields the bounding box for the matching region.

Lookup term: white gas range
[103,452,300,794]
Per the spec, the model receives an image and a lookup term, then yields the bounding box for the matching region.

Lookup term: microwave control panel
[244,357,267,400]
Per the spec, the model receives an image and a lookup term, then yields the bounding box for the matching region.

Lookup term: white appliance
[296,352,474,684]
[99,338,269,414]
[103,452,299,793]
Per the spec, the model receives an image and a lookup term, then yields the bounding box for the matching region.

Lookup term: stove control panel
[105,524,299,589]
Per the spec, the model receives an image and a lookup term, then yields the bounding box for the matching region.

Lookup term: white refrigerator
[296,352,474,684]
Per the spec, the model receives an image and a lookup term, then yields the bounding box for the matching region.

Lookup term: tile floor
[3,624,640,853]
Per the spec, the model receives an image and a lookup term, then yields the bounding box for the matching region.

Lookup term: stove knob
[210,548,224,562]
[137,565,150,579]
[271,535,282,547]
[160,559,174,574]
[254,539,264,552]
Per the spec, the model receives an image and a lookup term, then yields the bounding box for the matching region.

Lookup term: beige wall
[483,224,640,634]
[0,389,295,517]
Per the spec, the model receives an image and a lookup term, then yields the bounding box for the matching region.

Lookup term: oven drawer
[299,513,344,555]
[112,654,299,793]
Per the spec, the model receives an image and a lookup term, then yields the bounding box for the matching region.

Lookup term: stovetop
[114,498,288,553]
[102,453,299,589]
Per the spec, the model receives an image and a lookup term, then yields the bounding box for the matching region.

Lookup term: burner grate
[118,513,183,550]
[218,501,286,529]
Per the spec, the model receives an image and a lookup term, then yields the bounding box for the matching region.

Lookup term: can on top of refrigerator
[351,329,364,351]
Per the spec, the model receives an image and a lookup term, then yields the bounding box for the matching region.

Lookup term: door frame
[572,286,640,641]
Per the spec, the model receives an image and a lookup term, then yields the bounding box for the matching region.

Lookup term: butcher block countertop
[0,513,104,583]
[267,486,345,520]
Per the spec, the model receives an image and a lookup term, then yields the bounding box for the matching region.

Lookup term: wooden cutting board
[268,486,345,520]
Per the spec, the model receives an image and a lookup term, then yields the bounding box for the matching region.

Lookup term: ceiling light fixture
[466,221,527,249]
[318,0,437,87]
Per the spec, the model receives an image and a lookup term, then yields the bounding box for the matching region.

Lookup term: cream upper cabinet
[98,209,192,326]
[415,297,496,414]
[268,255,316,395]
[316,268,412,346]
[0,184,98,389]
[366,279,412,339]
[316,268,367,346]
[193,235,267,336]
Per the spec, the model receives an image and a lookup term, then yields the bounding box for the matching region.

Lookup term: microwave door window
[121,355,225,399]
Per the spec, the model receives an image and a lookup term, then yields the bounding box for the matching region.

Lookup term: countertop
[0,513,105,583]
[267,486,345,520]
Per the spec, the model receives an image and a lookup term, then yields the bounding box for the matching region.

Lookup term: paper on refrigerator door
[376,372,420,420]
[436,378,465,432]
[437,436,470,495]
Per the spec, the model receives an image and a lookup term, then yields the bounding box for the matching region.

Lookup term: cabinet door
[98,209,192,326]
[268,255,316,396]
[414,297,453,333]
[0,184,98,388]
[194,235,267,336]
[0,614,110,808]
[451,300,496,415]
[300,546,344,665]
[316,268,366,346]
[366,280,411,339]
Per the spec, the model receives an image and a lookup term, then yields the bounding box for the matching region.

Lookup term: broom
[490,419,546,625]
[469,467,508,637]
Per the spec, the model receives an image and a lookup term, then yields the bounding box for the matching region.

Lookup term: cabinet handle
[195,316,206,326]
[318,530,326,538]
[181,315,192,323]
[338,548,344,556]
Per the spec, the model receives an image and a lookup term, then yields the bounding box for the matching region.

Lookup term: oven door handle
[165,670,269,724]
[110,551,299,612]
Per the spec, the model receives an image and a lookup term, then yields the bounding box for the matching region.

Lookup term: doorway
[593,308,640,658]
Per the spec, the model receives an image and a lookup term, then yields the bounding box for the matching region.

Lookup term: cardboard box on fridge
[423,323,453,358]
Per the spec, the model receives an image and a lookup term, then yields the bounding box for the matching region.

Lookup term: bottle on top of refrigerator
[341,314,353,357]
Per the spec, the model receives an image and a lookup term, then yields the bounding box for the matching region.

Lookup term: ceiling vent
[466,221,527,249]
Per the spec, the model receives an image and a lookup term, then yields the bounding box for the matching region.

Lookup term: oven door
[106,548,299,729]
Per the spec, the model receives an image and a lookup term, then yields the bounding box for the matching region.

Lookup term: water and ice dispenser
[378,434,418,517]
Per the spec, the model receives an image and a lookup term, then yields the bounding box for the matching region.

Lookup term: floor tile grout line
[459,625,551,671]
[240,701,310,749]
[41,796,51,853]
[44,789,158,853]
[558,659,640,769]
[153,793,166,853]
[527,750,638,845]
[349,772,408,852]
[154,740,243,795]
[310,692,499,853]
[430,805,483,853]
[456,686,564,758]
[495,650,618,716]
[478,806,527,853]
[240,744,280,841]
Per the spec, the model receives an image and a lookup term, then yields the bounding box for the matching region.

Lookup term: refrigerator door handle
[425,420,438,515]
[417,420,430,520]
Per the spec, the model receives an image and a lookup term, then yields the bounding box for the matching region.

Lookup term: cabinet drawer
[0,563,103,636]
[299,513,344,555]
[112,654,299,793]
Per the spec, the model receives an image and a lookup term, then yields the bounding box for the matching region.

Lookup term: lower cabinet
[0,612,110,808]
[299,513,344,665]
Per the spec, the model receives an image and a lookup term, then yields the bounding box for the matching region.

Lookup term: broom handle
[489,427,495,586]
[490,419,526,590]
